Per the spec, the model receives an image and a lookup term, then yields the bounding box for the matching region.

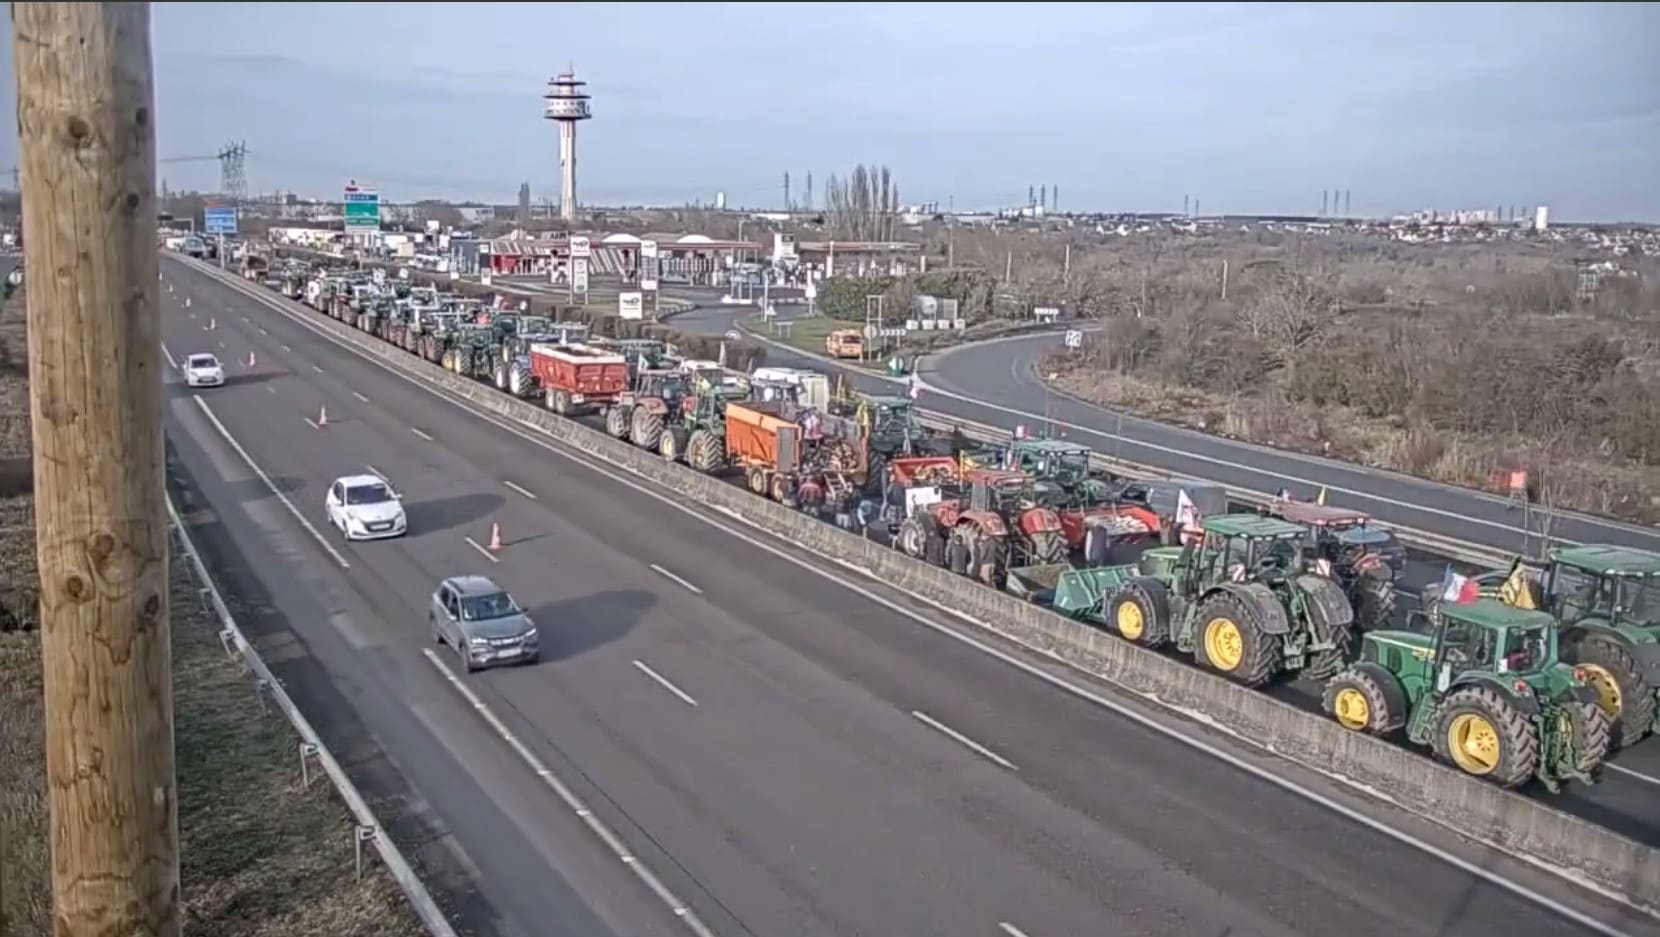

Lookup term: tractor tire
[897,517,929,559]
[509,365,530,397]
[1026,529,1068,565]
[1431,685,1538,788]
[1105,578,1171,647]
[659,427,689,462]
[550,389,572,415]
[605,405,631,439]
[631,408,665,451]
[864,452,888,495]
[746,466,768,494]
[1322,663,1407,734]
[1352,572,1398,632]
[1193,591,1282,687]
[1568,700,1614,775]
[770,473,794,504]
[494,362,509,390]
[1561,630,1656,750]
[687,430,724,474]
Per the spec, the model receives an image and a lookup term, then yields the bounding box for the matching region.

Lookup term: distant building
[1534,205,1550,232]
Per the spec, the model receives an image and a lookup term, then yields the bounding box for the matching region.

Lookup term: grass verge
[0,287,425,936]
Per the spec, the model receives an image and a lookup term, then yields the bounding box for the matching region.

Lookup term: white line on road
[649,563,702,595]
[303,417,319,430]
[312,364,324,373]
[258,327,268,335]
[462,536,500,564]
[281,343,291,352]
[193,258,1648,932]
[999,924,1032,937]
[267,386,276,394]
[911,711,1017,771]
[632,659,698,707]
[503,480,538,500]
[241,315,250,323]
[160,342,177,368]
[365,463,391,483]
[422,649,715,937]
[190,395,350,569]
[352,391,369,403]
[1606,763,1660,787]
[410,426,434,441]
[217,340,225,349]
[186,311,195,319]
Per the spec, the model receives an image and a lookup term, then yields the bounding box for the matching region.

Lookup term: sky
[3,1,1659,221]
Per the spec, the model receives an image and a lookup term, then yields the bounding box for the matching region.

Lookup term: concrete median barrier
[188,257,1660,915]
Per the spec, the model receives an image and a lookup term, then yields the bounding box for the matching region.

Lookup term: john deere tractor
[1101,514,1355,686]
[1465,545,1660,750]
[1322,599,1611,791]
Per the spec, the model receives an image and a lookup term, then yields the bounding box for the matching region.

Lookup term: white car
[325,474,408,541]
[183,353,224,388]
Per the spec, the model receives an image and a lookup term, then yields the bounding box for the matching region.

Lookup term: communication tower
[543,68,592,223]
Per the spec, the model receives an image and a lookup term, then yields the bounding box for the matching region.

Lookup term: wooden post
[13,4,180,936]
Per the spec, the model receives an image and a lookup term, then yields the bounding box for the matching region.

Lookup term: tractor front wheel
[632,409,665,451]
[1105,578,1170,647]
[897,518,929,560]
[605,405,631,439]
[1352,572,1398,631]
[687,430,724,474]
[659,427,688,463]
[1194,592,1281,687]
[1561,630,1656,750]
[1026,529,1068,565]
[1430,685,1538,788]
[1567,700,1613,776]
[1322,664,1405,734]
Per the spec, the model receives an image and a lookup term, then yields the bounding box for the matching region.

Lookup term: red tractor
[898,467,1067,585]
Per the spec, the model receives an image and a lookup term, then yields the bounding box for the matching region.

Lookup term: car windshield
[460,592,519,621]
[345,483,393,505]
[188,355,218,369]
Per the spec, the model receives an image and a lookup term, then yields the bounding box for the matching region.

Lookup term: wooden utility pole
[13,4,180,936]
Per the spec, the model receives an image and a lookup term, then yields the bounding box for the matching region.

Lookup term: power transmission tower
[13,4,181,935]
[217,140,247,204]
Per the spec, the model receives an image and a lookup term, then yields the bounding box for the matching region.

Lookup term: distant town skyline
[3,2,1658,221]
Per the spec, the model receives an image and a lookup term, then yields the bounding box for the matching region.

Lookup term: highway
[159,253,1657,937]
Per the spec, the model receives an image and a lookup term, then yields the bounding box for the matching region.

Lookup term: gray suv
[430,575,540,672]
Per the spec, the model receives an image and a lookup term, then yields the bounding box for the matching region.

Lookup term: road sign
[640,239,658,259]
[572,258,589,295]
[863,325,908,339]
[1033,306,1061,322]
[619,291,644,320]
[1064,329,1083,349]
[641,278,659,292]
[569,236,591,259]
[204,205,237,235]
[343,185,380,230]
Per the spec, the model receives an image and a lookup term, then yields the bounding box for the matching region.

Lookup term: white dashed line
[421,649,714,937]
[190,395,350,569]
[463,536,500,563]
[1606,764,1660,787]
[312,365,324,373]
[258,327,268,335]
[632,659,698,707]
[503,480,538,500]
[911,711,1017,771]
[281,344,292,352]
[410,427,434,441]
[649,564,702,595]
[160,342,178,369]
[217,340,225,349]
[999,924,1032,937]
[352,391,370,403]
[303,417,320,430]
[241,315,250,323]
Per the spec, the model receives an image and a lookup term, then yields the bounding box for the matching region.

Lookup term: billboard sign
[639,239,658,259]
[569,236,591,259]
[204,204,238,235]
[572,258,589,295]
[619,291,644,320]
[343,183,380,230]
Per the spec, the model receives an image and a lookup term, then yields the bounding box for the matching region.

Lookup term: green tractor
[1101,514,1355,686]
[660,367,740,471]
[1463,545,1660,750]
[1322,599,1611,791]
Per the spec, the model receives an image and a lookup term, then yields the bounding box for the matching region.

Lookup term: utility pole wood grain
[12,4,180,936]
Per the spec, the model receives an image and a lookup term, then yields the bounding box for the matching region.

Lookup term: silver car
[430,575,540,672]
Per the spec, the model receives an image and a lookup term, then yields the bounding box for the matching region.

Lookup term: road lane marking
[632,659,698,707]
[312,364,324,373]
[411,427,434,441]
[217,340,225,349]
[911,711,1017,771]
[160,342,177,368]
[999,924,1032,937]
[364,464,391,483]
[189,257,1649,931]
[241,315,250,323]
[421,649,715,937]
[1606,764,1660,787]
[267,386,276,394]
[649,564,702,595]
[503,480,538,500]
[462,536,500,563]
[258,327,268,335]
[281,344,292,352]
[352,391,370,403]
[303,417,320,430]
[190,395,350,569]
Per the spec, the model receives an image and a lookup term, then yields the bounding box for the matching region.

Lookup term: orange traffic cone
[488,522,503,552]
[317,404,328,427]
[245,351,257,367]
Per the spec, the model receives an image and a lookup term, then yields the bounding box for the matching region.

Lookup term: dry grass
[0,288,425,936]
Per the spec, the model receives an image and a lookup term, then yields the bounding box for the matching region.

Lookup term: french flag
[1439,565,1480,604]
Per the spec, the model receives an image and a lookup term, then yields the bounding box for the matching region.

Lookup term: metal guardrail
[165,494,458,937]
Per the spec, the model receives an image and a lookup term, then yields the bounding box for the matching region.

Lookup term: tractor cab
[1538,545,1660,630]
[1183,514,1312,593]
[1329,599,1609,791]
[1267,500,1405,631]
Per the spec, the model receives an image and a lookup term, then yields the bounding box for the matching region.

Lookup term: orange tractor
[894,465,1067,585]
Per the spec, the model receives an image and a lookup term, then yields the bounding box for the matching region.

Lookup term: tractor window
[1498,626,1548,673]
[1612,575,1658,625]
[1549,565,1597,620]
[1439,618,1475,668]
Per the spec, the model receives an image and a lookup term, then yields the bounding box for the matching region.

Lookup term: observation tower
[543,68,592,223]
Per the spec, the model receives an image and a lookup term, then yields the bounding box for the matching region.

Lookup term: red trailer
[528,343,629,415]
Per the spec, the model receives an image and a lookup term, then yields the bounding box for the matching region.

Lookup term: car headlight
[522,626,539,643]
[468,637,489,648]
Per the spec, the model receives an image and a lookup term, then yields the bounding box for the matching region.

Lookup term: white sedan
[183,353,225,388]
[325,474,408,541]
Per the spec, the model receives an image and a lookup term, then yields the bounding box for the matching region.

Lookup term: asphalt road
[157,254,1658,937]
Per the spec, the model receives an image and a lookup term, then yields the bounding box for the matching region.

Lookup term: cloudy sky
[3,2,1658,220]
